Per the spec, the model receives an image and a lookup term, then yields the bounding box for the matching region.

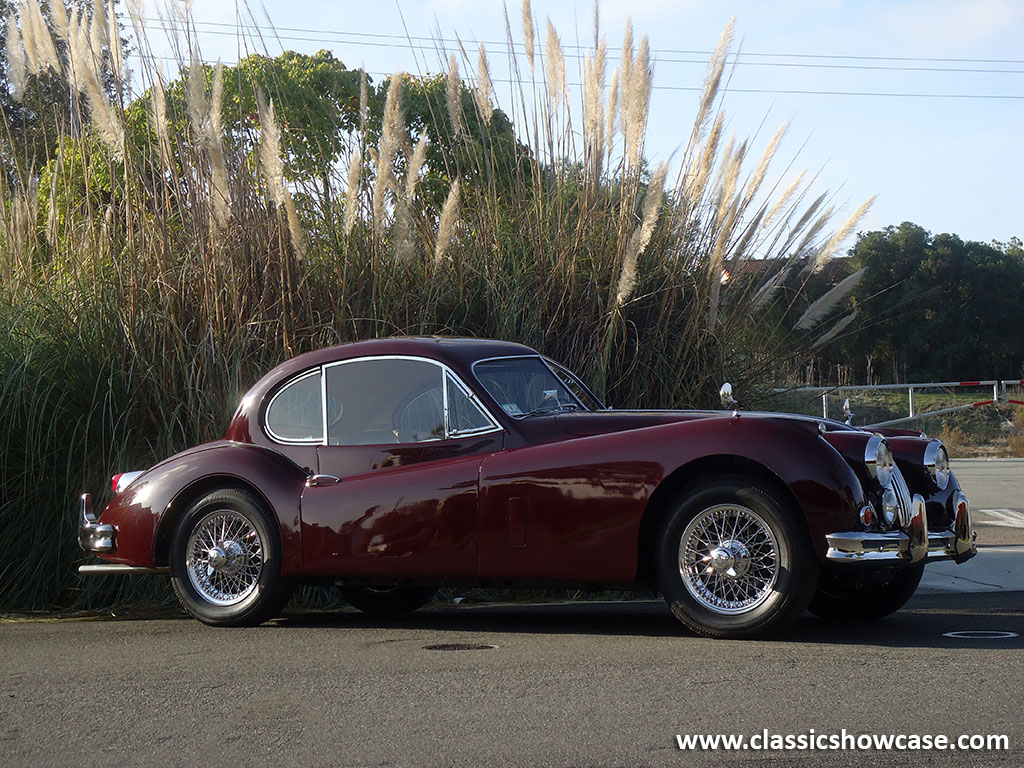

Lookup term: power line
[144,17,1024,67]
[147,56,1024,100]
[152,22,1024,75]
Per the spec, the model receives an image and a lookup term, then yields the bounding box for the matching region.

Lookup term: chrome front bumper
[826,490,976,564]
[78,493,115,553]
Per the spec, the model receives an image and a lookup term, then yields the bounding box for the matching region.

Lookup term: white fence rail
[780,379,1023,428]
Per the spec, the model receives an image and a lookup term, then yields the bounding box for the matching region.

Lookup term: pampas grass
[446,53,463,135]
[5,9,27,101]
[344,147,362,237]
[0,1,870,614]
[434,179,460,264]
[373,71,405,229]
[795,268,865,330]
[475,43,492,125]
[522,0,535,74]
[544,19,567,111]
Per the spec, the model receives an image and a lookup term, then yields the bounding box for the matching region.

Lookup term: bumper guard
[77,493,115,553]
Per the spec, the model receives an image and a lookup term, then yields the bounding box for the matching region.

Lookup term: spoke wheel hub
[186,510,264,607]
[679,504,780,615]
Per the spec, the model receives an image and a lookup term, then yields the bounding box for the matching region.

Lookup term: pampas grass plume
[434,179,460,264]
[521,0,534,75]
[344,147,362,236]
[475,44,492,124]
[446,53,463,135]
[5,10,27,101]
[544,19,567,110]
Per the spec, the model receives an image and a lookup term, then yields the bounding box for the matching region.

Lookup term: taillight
[111,471,144,494]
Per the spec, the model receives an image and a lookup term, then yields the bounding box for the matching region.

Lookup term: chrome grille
[891,462,913,527]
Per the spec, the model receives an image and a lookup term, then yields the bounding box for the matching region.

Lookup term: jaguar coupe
[77,337,976,638]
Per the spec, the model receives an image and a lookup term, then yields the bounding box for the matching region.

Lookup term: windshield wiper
[521,403,580,418]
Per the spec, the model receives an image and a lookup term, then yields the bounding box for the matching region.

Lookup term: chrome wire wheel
[678,503,780,615]
[185,509,265,607]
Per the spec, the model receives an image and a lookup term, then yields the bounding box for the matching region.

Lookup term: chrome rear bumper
[77,493,115,553]
[78,564,169,575]
[826,490,976,565]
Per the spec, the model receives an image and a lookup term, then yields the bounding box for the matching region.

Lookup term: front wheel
[808,564,924,620]
[170,488,292,626]
[657,476,817,639]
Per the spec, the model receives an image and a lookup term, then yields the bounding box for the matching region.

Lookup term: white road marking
[974,509,1024,528]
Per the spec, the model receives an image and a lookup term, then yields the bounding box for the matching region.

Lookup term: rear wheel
[657,476,817,639]
[341,585,436,615]
[808,564,924,620]
[170,488,292,626]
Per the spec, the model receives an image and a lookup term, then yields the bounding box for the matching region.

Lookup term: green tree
[828,222,1024,380]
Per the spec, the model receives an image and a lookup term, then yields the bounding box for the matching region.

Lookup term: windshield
[474,357,590,417]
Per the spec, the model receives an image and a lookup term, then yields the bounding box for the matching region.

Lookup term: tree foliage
[814,222,1024,381]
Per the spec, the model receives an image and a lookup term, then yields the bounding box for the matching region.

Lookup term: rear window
[264,370,323,443]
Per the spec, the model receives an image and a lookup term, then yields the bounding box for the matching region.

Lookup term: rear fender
[97,441,308,575]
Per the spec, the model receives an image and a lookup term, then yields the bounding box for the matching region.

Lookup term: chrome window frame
[261,354,503,447]
[542,356,606,411]
[444,370,503,438]
[263,368,325,445]
[471,354,589,418]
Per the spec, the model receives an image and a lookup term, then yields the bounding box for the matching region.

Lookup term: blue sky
[140,0,1023,246]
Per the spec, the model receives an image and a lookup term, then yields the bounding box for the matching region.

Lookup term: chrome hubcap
[186,510,264,606]
[679,504,779,615]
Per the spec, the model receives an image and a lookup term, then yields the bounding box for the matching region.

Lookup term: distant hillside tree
[814,222,1024,381]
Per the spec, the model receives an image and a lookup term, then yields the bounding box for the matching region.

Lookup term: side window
[326,358,444,445]
[446,374,495,435]
[265,370,323,443]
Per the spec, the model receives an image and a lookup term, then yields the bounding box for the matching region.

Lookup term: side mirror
[719,382,738,411]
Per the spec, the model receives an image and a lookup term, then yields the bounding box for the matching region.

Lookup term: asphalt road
[2,595,1022,768]
[952,459,1024,546]
[1,459,1021,768]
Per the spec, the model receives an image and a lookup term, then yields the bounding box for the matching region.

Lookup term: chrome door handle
[306,474,341,487]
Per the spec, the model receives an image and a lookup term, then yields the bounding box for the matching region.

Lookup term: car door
[300,356,503,579]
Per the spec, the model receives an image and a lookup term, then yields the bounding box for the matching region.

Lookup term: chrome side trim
[78,564,170,575]
[77,494,116,553]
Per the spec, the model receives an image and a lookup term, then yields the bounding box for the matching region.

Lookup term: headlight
[881,487,899,527]
[864,436,894,487]
[924,440,950,490]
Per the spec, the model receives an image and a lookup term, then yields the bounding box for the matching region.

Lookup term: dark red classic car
[77,337,976,638]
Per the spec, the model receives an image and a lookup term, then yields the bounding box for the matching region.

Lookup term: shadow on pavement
[269,590,1024,649]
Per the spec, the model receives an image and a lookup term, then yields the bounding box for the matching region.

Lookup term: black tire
[170,488,292,627]
[341,585,436,615]
[808,564,924,620]
[656,475,818,639]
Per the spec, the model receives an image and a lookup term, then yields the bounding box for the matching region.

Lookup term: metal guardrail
[780,379,1023,428]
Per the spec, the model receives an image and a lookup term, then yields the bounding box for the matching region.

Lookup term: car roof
[246,336,540,406]
[278,336,539,373]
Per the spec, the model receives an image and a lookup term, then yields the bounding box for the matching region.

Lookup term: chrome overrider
[78,493,115,553]
[826,490,976,564]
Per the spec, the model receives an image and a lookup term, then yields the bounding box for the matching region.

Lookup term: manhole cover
[943,630,1019,639]
[423,643,497,651]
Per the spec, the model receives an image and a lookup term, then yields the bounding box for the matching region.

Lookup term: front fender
[651,415,866,560]
[96,441,308,575]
